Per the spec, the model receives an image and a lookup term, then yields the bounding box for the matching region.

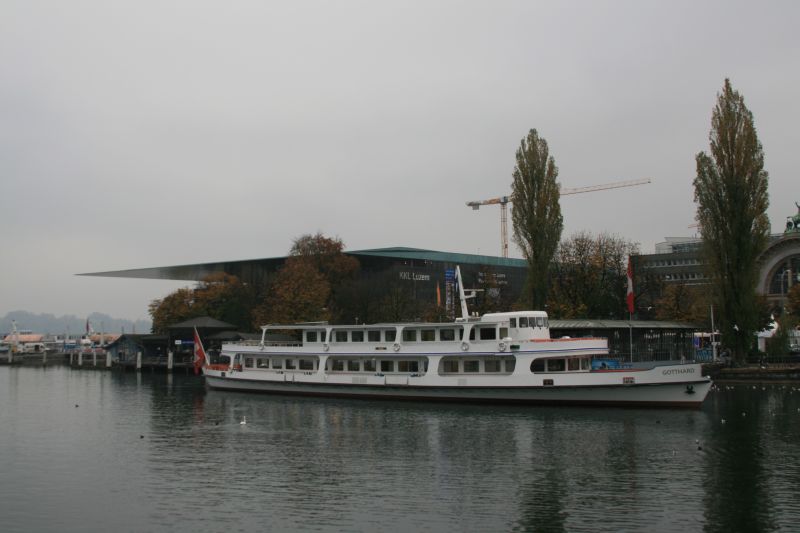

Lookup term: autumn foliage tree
[252,233,359,326]
[655,283,712,327]
[252,258,331,325]
[148,288,196,334]
[290,233,360,288]
[148,272,251,333]
[546,232,638,319]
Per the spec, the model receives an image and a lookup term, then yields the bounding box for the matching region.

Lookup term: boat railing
[263,341,304,348]
[228,340,303,347]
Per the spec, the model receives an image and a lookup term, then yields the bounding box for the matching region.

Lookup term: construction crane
[466,178,652,257]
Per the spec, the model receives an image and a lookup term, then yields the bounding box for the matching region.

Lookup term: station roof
[77,247,525,282]
[168,317,237,330]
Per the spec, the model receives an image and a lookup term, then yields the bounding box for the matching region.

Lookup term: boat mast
[455,266,479,320]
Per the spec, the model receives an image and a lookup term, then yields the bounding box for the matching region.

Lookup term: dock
[68,350,196,374]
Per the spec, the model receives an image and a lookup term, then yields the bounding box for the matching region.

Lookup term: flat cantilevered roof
[78,247,526,282]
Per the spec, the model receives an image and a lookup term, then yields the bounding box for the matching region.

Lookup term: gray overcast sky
[1,0,798,321]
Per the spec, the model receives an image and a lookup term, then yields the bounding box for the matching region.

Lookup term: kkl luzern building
[84,247,698,361]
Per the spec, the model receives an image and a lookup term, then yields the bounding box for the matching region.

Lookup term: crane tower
[466,178,652,257]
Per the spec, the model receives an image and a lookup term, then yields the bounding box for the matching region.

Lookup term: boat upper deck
[225,311,607,357]
[258,311,552,345]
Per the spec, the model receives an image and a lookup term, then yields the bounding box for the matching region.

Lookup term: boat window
[510,318,517,328]
[546,359,565,372]
[530,359,545,372]
[499,327,508,339]
[351,331,364,342]
[245,357,254,368]
[380,360,394,372]
[364,359,376,372]
[320,330,327,342]
[285,359,296,370]
[335,330,348,342]
[442,359,459,373]
[519,317,529,327]
[469,328,476,341]
[306,331,318,343]
[463,360,480,373]
[485,360,501,372]
[581,358,590,370]
[368,330,381,342]
[568,358,580,371]
[403,329,417,342]
[420,329,435,342]
[536,317,544,328]
[479,328,497,341]
[385,330,397,342]
[272,358,283,369]
[347,360,360,371]
[543,318,549,328]
[299,359,315,371]
[257,358,269,369]
[398,360,419,373]
[332,359,344,371]
[440,329,455,341]
[505,358,516,372]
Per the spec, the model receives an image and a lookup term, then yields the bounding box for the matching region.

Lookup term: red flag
[193,327,208,375]
[626,256,635,314]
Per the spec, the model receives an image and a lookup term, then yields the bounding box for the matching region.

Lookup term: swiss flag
[193,327,208,375]
[626,256,635,314]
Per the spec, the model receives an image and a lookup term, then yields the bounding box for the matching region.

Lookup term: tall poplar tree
[694,79,770,363]
[511,129,563,309]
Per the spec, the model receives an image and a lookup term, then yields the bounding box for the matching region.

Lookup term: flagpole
[626,255,635,364]
[629,311,633,364]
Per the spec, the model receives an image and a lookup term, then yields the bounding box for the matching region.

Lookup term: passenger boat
[201,269,712,407]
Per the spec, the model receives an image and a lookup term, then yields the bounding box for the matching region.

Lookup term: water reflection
[702,385,800,533]
[2,367,800,532]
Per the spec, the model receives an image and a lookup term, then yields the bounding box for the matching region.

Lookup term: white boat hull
[204,369,711,408]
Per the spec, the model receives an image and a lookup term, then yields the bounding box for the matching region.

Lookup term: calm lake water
[1,365,799,533]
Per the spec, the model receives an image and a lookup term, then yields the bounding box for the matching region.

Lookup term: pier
[66,349,196,374]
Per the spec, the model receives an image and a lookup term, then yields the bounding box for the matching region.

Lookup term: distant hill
[0,311,151,337]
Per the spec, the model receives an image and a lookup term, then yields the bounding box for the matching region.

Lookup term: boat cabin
[259,311,551,348]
